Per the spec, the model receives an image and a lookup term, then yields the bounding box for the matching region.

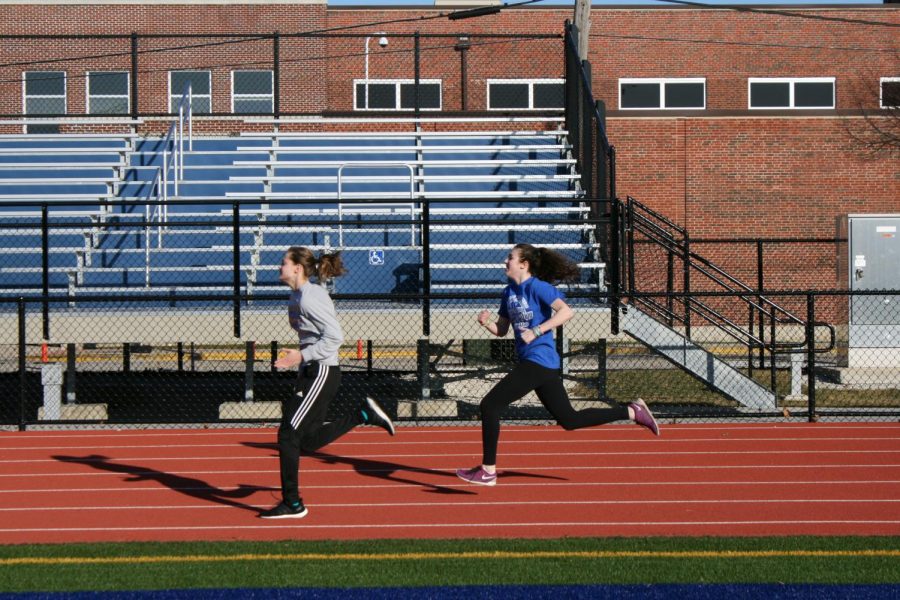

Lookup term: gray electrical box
[845,214,900,368]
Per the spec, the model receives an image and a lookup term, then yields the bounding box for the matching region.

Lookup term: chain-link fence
[3,289,899,429]
[2,194,899,428]
[0,196,613,428]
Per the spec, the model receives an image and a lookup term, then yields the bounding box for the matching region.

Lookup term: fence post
[597,338,607,400]
[626,196,636,294]
[66,343,76,404]
[609,195,620,335]
[683,231,691,340]
[421,199,430,337]
[273,32,280,119]
[747,304,754,378]
[769,303,777,395]
[609,145,616,201]
[666,250,675,327]
[757,239,765,369]
[417,338,430,401]
[18,298,26,431]
[131,32,139,120]
[41,204,50,340]
[245,341,255,402]
[232,202,241,338]
[414,31,421,118]
[806,293,817,422]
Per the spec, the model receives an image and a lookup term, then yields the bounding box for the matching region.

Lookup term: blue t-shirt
[498,276,563,369]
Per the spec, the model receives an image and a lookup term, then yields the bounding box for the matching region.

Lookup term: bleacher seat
[0,123,604,301]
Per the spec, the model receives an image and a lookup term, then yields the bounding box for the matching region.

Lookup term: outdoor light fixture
[364,33,388,110]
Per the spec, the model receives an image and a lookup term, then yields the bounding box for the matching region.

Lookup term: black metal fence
[1,195,617,428]
[4,288,899,430]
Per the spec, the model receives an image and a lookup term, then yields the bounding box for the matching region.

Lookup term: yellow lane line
[3,549,899,566]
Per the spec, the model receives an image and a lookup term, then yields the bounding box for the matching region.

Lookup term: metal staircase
[616,196,834,410]
[620,305,776,409]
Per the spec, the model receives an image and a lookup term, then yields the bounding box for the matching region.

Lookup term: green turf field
[1,537,898,593]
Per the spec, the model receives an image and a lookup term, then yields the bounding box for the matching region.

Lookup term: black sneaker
[364,396,395,436]
[259,501,308,519]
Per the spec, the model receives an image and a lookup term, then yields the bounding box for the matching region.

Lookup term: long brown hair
[285,246,347,281]
[514,243,580,284]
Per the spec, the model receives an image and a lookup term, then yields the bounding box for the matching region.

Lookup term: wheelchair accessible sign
[368,249,385,266]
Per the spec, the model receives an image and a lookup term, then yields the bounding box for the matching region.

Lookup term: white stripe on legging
[290,364,330,430]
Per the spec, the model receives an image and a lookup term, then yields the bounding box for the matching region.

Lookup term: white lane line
[2,480,899,494]
[4,435,900,451]
[4,423,898,438]
[5,449,900,465]
[4,463,899,478]
[2,498,900,512]
[2,520,899,535]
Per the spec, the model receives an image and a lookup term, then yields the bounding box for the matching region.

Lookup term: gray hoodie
[287,281,344,366]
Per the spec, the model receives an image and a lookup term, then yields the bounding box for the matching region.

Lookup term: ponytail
[285,246,347,282]
[513,243,580,284]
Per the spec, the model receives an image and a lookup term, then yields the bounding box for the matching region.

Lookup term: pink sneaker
[456,466,497,486]
[630,398,660,436]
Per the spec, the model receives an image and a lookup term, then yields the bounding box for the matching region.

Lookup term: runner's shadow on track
[494,470,568,482]
[310,450,478,496]
[242,441,475,495]
[52,454,271,513]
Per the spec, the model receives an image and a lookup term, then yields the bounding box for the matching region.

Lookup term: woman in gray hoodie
[259,246,394,519]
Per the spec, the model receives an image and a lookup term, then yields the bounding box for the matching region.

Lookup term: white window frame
[168,70,211,114]
[86,71,130,115]
[880,77,900,109]
[618,78,706,110]
[231,70,273,114]
[353,78,442,111]
[23,71,67,115]
[748,77,835,110]
[486,78,565,111]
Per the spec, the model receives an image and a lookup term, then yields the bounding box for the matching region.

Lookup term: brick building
[0,1,897,289]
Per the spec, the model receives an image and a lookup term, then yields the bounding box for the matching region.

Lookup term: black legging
[480,360,629,465]
[277,362,358,505]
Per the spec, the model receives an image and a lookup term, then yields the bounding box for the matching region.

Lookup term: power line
[651,0,900,29]
[0,0,556,71]
[0,36,549,88]
[590,32,894,54]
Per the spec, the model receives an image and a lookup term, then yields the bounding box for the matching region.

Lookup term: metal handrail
[336,163,415,247]
[140,83,192,286]
[623,196,836,358]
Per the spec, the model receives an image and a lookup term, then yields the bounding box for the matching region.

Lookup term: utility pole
[573,0,592,61]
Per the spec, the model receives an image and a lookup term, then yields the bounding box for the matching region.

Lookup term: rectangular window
[619,78,706,110]
[169,70,211,114]
[748,77,835,109]
[881,77,900,109]
[232,70,273,114]
[354,79,441,111]
[24,71,65,133]
[487,79,564,110]
[87,71,129,115]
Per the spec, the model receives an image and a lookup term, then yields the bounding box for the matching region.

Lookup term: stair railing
[140,83,192,285]
[621,195,835,392]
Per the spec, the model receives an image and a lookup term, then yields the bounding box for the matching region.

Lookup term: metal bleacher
[0,119,605,301]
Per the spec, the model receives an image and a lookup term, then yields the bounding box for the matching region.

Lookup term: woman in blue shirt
[457,243,660,486]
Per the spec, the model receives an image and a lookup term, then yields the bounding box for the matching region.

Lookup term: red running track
[1,422,899,544]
